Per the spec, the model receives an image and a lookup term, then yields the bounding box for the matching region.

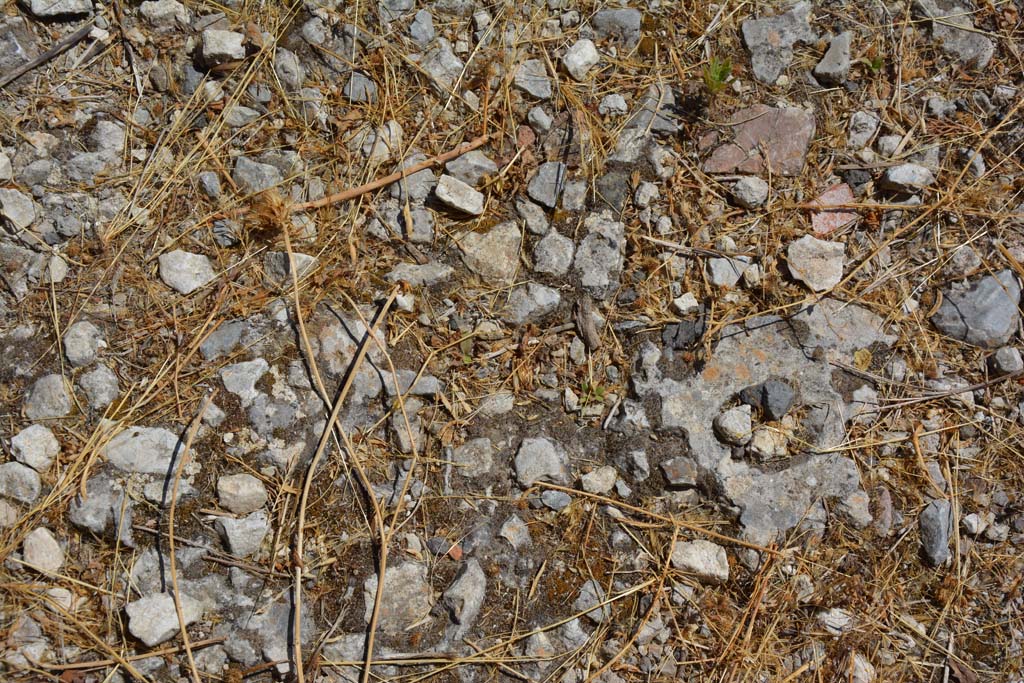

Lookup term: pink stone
[702,105,816,177]
[810,183,858,235]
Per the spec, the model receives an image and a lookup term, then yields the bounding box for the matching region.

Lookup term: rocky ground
[1,0,1023,681]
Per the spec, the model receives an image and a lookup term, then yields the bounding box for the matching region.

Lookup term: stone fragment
[732,177,769,209]
[818,607,853,635]
[516,197,549,235]
[847,111,880,149]
[703,105,816,176]
[63,321,104,367]
[499,514,531,549]
[533,230,575,276]
[233,156,282,195]
[920,499,952,566]
[787,235,845,292]
[707,256,751,288]
[598,94,628,116]
[216,510,269,557]
[24,0,92,17]
[914,0,994,69]
[11,425,59,472]
[931,270,1020,348]
[140,0,190,27]
[159,250,216,295]
[220,358,269,407]
[344,71,378,103]
[879,164,935,193]
[421,39,464,89]
[24,374,72,420]
[264,251,318,285]
[23,527,63,573]
[80,365,119,409]
[592,8,643,46]
[452,438,493,478]
[528,106,553,131]
[581,466,617,495]
[0,462,40,503]
[436,174,484,215]
[441,559,486,640]
[990,347,1023,375]
[457,221,521,285]
[445,150,498,187]
[714,405,753,445]
[661,457,699,488]
[810,183,858,235]
[813,32,851,85]
[201,29,246,68]
[363,562,433,632]
[574,210,625,300]
[103,426,181,475]
[514,437,569,487]
[0,188,36,230]
[126,593,202,647]
[574,579,610,623]
[562,39,600,80]
[409,9,435,45]
[504,284,561,324]
[273,48,304,90]
[360,121,403,162]
[514,59,551,99]
[218,473,268,514]
[670,540,729,584]
[390,153,437,203]
[386,261,453,286]
[741,2,815,84]
[527,161,567,209]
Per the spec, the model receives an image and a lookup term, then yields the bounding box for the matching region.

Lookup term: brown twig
[0,19,96,90]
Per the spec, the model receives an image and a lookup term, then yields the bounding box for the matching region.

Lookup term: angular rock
[126,593,202,647]
[990,347,1023,375]
[533,230,575,276]
[159,250,216,295]
[592,8,643,46]
[452,438,493,478]
[201,29,246,68]
[63,320,103,367]
[732,176,769,209]
[343,71,378,103]
[0,188,36,230]
[514,437,569,487]
[562,39,600,80]
[810,183,858,235]
[503,283,561,324]
[233,156,282,194]
[80,365,120,409]
[499,514,531,549]
[420,39,464,89]
[527,161,567,209]
[436,174,484,215]
[441,559,486,641]
[23,527,63,573]
[24,374,72,420]
[11,425,59,472]
[445,150,498,187]
[787,236,845,292]
[264,251,318,285]
[581,466,617,495]
[216,510,269,557]
[514,59,551,99]
[661,457,699,487]
[707,256,752,288]
[931,270,1021,348]
[920,498,952,566]
[386,261,453,287]
[390,153,437,203]
[457,221,521,285]
[273,47,304,90]
[879,164,935,193]
[574,579,610,623]
[703,105,816,176]
[914,0,994,69]
[574,210,625,300]
[847,111,880,148]
[670,540,729,584]
[409,9,435,45]
[218,473,268,514]
[0,462,40,503]
[363,562,433,632]
[24,0,91,17]
[814,32,852,85]
[103,426,181,475]
[220,358,269,407]
[516,197,549,235]
[741,2,815,84]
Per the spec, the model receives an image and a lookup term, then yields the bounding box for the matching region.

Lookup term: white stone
[11,425,59,472]
[139,0,190,27]
[23,527,63,573]
[201,29,246,67]
[670,539,729,584]
[581,466,617,494]
[0,152,11,181]
[732,176,770,208]
[562,39,600,80]
[103,426,180,474]
[787,235,845,292]
[880,164,935,193]
[126,593,202,646]
[713,405,752,445]
[672,292,699,315]
[63,320,104,367]
[218,473,268,514]
[26,0,91,17]
[220,358,269,407]
[435,174,484,215]
[159,250,216,295]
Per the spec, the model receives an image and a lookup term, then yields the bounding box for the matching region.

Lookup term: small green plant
[703,55,733,95]
[580,380,606,405]
[863,55,884,73]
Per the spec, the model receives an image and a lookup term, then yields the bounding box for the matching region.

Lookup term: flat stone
[24,0,92,17]
[562,39,600,80]
[914,0,994,69]
[847,111,880,149]
[79,365,120,409]
[63,321,103,367]
[11,425,59,471]
[499,514,531,549]
[810,183,858,235]
[514,59,552,99]
[741,1,815,84]
[670,540,729,584]
[409,9,435,45]
[598,94,628,116]
[932,270,1020,348]
[363,562,433,633]
[514,437,569,487]
[360,120,403,162]
[126,593,202,647]
[516,197,549,235]
[527,162,567,209]
[23,527,63,573]
[24,374,72,420]
[541,490,572,510]
[574,210,625,300]
[592,8,643,46]
[158,250,216,295]
[386,261,453,286]
[533,230,575,276]
[216,510,269,557]
[103,426,181,475]
[389,154,437,203]
[0,462,40,503]
[732,176,769,209]
[220,358,269,407]
[421,39,464,89]
[457,221,521,285]
[343,71,378,103]
[436,174,485,215]
[879,164,935,193]
[452,438,493,478]
[441,559,486,641]
[445,150,498,187]
[0,188,36,230]
[233,156,283,194]
[707,256,752,288]
[574,579,610,623]
[920,498,952,566]
[271,47,304,91]
[787,235,845,292]
[528,106,553,131]
[814,32,852,85]
[218,473,268,514]
[503,283,561,324]
[703,105,816,176]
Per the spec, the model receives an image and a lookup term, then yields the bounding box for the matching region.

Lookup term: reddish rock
[702,105,816,177]
[810,183,858,235]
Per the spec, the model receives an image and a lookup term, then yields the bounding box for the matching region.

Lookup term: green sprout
[703,55,733,95]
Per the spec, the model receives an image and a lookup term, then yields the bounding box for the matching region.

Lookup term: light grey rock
[598,93,628,116]
[24,374,72,420]
[847,111,880,149]
[706,256,751,288]
[787,235,845,292]
[562,180,588,210]
[927,95,957,118]
[514,437,569,487]
[63,320,103,367]
[23,527,62,573]
[200,29,246,67]
[197,171,221,198]
[68,473,124,534]
[421,39,464,89]
[220,358,269,407]
[457,221,521,285]
[384,369,444,398]
[574,210,625,300]
[223,105,260,127]
[216,510,269,557]
[592,8,643,46]
[452,438,493,478]
[741,1,815,84]
[732,176,769,209]
[527,161,567,208]
[581,466,617,495]
[273,48,304,90]
[158,250,216,295]
[24,0,91,17]
[503,283,560,324]
[499,514,531,548]
[264,251,318,285]
[0,188,36,230]
[0,462,40,503]
[814,31,851,85]
[671,540,729,584]
[199,321,246,361]
[363,562,433,632]
[818,607,853,635]
[876,134,902,157]
[126,593,202,647]
[409,9,435,45]
[436,174,484,215]
[103,426,180,474]
[390,153,437,202]
[932,270,1021,348]
[920,498,952,566]
[990,347,1023,375]
[533,230,575,276]
[445,150,498,187]
[390,397,424,454]
[880,163,935,193]
[516,197,549,235]
[441,559,486,641]
[140,1,190,28]
[514,59,552,99]
[0,153,11,181]
[714,405,753,445]
[386,261,453,286]
[914,0,994,69]
[634,181,659,208]
[562,39,600,80]
[79,365,119,409]
[218,473,268,514]
[233,156,282,194]
[11,425,59,472]
[528,105,553,132]
[380,0,414,20]
[541,490,572,510]
[574,579,610,623]
[360,120,403,162]
[344,71,378,103]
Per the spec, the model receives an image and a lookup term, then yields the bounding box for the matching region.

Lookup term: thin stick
[168,392,216,683]
[0,20,96,89]
[39,638,227,671]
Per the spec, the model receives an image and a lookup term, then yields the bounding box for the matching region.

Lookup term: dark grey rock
[931,270,1021,348]
[920,498,952,566]
[741,2,815,84]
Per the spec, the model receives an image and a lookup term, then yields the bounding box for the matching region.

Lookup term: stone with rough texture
[847,111,880,149]
[514,437,569,487]
[990,347,1023,375]
[344,71,378,103]
[814,32,852,85]
[707,256,752,288]
[63,321,103,367]
[218,473,268,514]
[445,150,497,187]
[159,250,216,294]
[140,1,190,28]
[25,0,91,17]
[126,593,202,647]
[574,579,610,623]
[741,2,815,84]
[80,365,119,409]
[103,426,180,474]
[457,221,521,285]
[0,462,40,503]
[436,174,484,215]
[920,498,952,566]
[671,540,729,584]
[514,59,551,99]
[452,438,493,478]
[810,183,858,235]
[0,188,36,230]
[24,374,72,420]
[581,466,617,495]
[504,284,561,324]
[592,8,643,46]
[931,270,1020,348]
[914,0,994,69]
[732,177,769,209]
[787,236,845,292]
[386,261,453,287]
[527,162,567,209]
[879,164,935,193]
[409,9,435,45]
[363,562,433,632]
[201,29,246,67]
[216,510,269,557]
[562,39,600,80]
[11,425,59,472]
[233,156,282,194]
[441,559,486,641]
[220,358,269,407]
[714,405,753,445]
[533,230,575,276]
[574,211,625,300]
[23,527,63,573]
[703,105,815,176]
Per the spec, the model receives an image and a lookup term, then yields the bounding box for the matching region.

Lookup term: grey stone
[876,134,901,157]
[574,579,610,623]
[200,320,246,361]
[200,29,246,67]
[79,364,119,409]
[914,0,994,69]
[390,397,424,454]
[516,197,549,235]
[441,559,486,641]
[24,0,91,17]
[503,283,561,324]
[741,2,815,84]
[0,152,11,181]
[707,256,752,288]
[90,121,125,155]
[223,105,260,127]
[216,510,269,557]
[499,514,531,548]
[714,405,753,445]
[126,593,202,647]
[0,188,36,230]
[927,95,958,118]
[670,540,729,584]
[103,426,181,475]
[445,150,498,187]
[11,425,59,471]
[592,8,643,46]
[274,48,305,90]
[847,111,880,149]
[385,369,444,397]
[197,171,221,198]
[932,270,1021,348]
[514,59,552,99]
[743,379,797,421]
[562,39,600,80]
[661,457,699,487]
[528,106,553,131]
[24,374,72,420]
[23,527,62,573]
[581,466,617,495]
[63,320,103,367]
[541,490,572,510]
[159,250,216,295]
[990,347,1023,375]
[457,221,521,285]
[360,120,403,162]
[0,20,38,78]
[264,251,318,285]
[623,84,677,136]
[363,562,433,632]
[390,153,437,202]
[140,1,190,28]
[233,156,282,194]
[386,261,453,286]
[514,437,569,487]
[421,39,464,89]
[380,0,414,20]
[344,71,378,103]
[732,176,769,208]
[787,236,845,292]
[452,438,493,478]
[574,210,625,299]
[533,230,575,276]
[218,473,268,514]
[527,161,567,208]
[814,32,852,85]
[920,498,952,566]
[879,164,935,193]
[598,94,628,116]
[0,462,41,503]
[562,180,588,210]
[220,358,269,407]
[436,174,484,215]
[68,473,122,534]
[409,9,435,45]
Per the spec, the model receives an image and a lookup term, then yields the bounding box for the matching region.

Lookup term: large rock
[363,562,433,633]
[703,105,815,176]
[23,0,92,17]
[914,0,994,69]
[457,221,521,286]
[514,437,570,487]
[741,2,815,84]
[670,540,729,584]
[931,270,1020,348]
[440,559,486,641]
[103,426,181,474]
[573,211,625,300]
[24,374,72,420]
[126,593,203,647]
